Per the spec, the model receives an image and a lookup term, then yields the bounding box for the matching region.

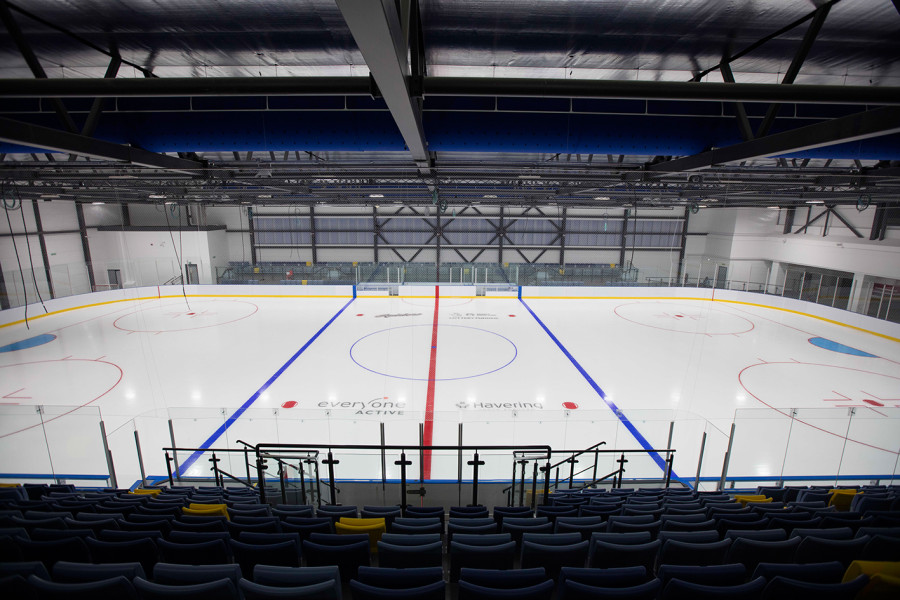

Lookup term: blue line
[177,296,356,476]
[519,298,677,479]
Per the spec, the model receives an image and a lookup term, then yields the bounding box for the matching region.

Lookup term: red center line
[423,285,440,480]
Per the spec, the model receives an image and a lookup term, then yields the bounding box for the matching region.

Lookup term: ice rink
[1,284,899,490]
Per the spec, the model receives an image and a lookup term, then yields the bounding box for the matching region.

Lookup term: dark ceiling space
[0,0,899,210]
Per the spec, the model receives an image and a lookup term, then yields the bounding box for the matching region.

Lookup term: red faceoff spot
[187,312,195,316]
[356,314,364,316]
[281,401,298,409]
[508,314,517,317]
[562,402,578,410]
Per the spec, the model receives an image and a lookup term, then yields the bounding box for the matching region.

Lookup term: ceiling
[1,0,899,211]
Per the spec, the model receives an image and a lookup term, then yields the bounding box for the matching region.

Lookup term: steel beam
[4,76,899,107]
[757,3,832,138]
[0,117,205,174]
[0,76,371,98]
[82,54,122,138]
[648,106,900,173]
[336,0,429,164]
[0,1,76,132]
[719,61,754,142]
[423,78,900,106]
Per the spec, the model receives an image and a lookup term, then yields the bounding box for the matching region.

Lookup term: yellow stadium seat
[336,518,386,553]
[828,489,857,511]
[844,561,900,582]
[734,494,769,507]
[129,488,161,496]
[845,561,900,600]
[183,503,229,519]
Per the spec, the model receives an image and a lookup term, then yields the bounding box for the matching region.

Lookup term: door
[184,263,199,285]
[107,269,122,289]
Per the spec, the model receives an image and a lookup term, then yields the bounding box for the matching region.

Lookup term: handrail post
[314,461,322,507]
[568,456,578,489]
[665,454,674,488]
[300,459,309,505]
[165,451,174,487]
[322,451,339,505]
[244,447,252,486]
[395,451,412,515]
[517,459,528,507]
[718,423,736,491]
[209,452,221,487]
[592,449,599,485]
[278,460,287,504]
[542,460,551,506]
[616,453,628,488]
[255,452,267,504]
[468,452,485,507]
[530,462,539,512]
[694,431,707,491]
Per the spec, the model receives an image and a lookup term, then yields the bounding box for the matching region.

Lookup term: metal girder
[82,54,122,138]
[4,76,899,107]
[335,0,429,165]
[757,3,832,138]
[0,117,205,175]
[0,1,76,133]
[423,78,900,106]
[648,106,900,173]
[0,76,372,98]
[719,61,754,142]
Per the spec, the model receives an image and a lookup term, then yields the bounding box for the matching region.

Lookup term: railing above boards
[162,441,679,512]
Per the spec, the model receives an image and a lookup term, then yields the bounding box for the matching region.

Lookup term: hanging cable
[3,181,30,328]
[16,191,48,314]
[163,202,191,310]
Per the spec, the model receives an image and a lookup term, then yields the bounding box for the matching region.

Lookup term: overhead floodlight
[806,200,825,204]
[369,193,384,198]
[518,175,541,180]
[257,194,272,198]
[149,194,167,199]
[767,206,780,209]
[483,194,498,198]
[594,196,610,200]
[92,202,105,205]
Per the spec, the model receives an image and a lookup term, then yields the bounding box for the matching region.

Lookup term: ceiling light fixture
[483,194,498,198]
[594,196,610,201]
[806,200,825,204]
[92,201,105,205]
[369,193,384,198]
[149,194,167,199]
[257,194,272,198]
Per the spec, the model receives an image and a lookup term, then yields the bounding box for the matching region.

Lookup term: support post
[530,462,539,512]
[468,452,485,506]
[542,460,551,506]
[395,452,412,515]
[133,430,146,487]
[719,423,737,491]
[256,454,268,504]
[278,461,287,504]
[322,451,339,505]
[380,422,387,493]
[517,459,528,507]
[167,419,180,481]
[616,453,628,488]
[165,451,173,487]
[99,420,117,489]
[457,423,463,507]
[694,431,707,491]
[209,452,221,487]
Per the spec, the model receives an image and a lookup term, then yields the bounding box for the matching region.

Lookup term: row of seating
[0,560,893,599]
